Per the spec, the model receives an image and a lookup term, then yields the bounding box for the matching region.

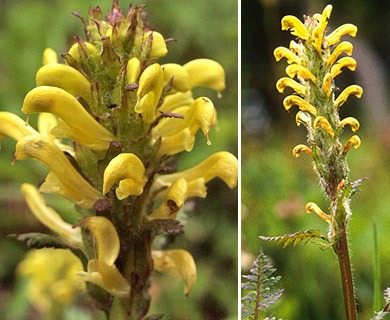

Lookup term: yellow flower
[334,85,363,108]
[21,183,83,248]
[330,57,357,78]
[152,151,238,199]
[274,46,301,64]
[343,135,361,154]
[152,249,197,296]
[314,116,335,137]
[322,73,333,97]
[283,95,317,115]
[292,144,312,158]
[312,5,332,53]
[162,63,191,93]
[42,48,58,65]
[276,77,307,96]
[17,248,85,313]
[22,86,116,150]
[340,117,360,132]
[103,153,147,200]
[77,216,130,297]
[281,15,310,40]
[148,178,188,220]
[0,112,38,140]
[15,135,103,208]
[327,23,358,46]
[143,31,168,59]
[285,64,316,82]
[305,202,332,223]
[327,41,354,66]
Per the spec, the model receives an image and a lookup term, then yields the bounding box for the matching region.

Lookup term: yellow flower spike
[327,41,354,66]
[343,135,361,154]
[153,151,238,192]
[295,111,311,127]
[340,117,360,132]
[335,85,363,108]
[327,23,358,46]
[152,249,197,296]
[305,202,332,223]
[0,112,38,140]
[157,128,195,157]
[314,116,334,137]
[283,96,317,115]
[292,144,312,158]
[148,178,188,220]
[42,48,58,65]
[15,136,103,207]
[36,64,92,105]
[143,31,168,59]
[159,91,194,113]
[22,86,116,150]
[281,15,310,40]
[135,63,164,123]
[330,57,357,78]
[276,77,307,96]
[322,73,334,97]
[312,4,333,53]
[161,63,191,92]
[126,57,141,84]
[77,216,130,297]
[183,59,226,95]
[102,153,146,199]
[285,64,316,82]
[21,183,83,248]
[274,47,302,65]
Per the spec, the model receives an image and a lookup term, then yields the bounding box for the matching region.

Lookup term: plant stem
[335,225,357,320]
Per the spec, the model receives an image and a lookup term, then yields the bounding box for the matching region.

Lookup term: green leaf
[259,229,329,248]
[10,232,71,249]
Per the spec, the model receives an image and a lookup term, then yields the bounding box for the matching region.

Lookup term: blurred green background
[0,0,238,319]
[242,0,390,319]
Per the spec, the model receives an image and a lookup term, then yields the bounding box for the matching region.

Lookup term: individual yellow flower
[15,136,103,208]
[77,216,130,297]
[281,15,310,40]
[103,153,147,200]
[152,249,197,296]
[314,116,335,137]
[305,202,332,223]
[17,248,85,313]
[0,112,38,140]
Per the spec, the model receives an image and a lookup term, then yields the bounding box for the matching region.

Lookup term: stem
[335,225,357,320]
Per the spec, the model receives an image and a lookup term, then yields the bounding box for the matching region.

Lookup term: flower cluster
[274,5,362,237]
[1,2,237,316]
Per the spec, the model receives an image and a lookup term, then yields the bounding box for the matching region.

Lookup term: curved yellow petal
[0,112,38,140]
[305,202,331,223]
[285,64,316,82]
[36,64,92,104]
[312,4,332,53]
[22,86,115,150]
[78,259,130,298]
[343,135,361,154]
[327,23,357,46]
[152,249,197,296]
[334,85,363,108]
[159,91,194,113]
[157,128,195,157]
[154,151,238,191]
[276,77,307,96]
[84,216,119,266]
[283,96,317,115]
[322,73,333,97]
[274,47,301,64]
[340,117,360,132]
[330,57,357,78]
[148,178,188,220]
[126,57,141,84]
[42,48,58,65]
[183,59,226,94]
[143,31,168,59]
[314,116,334,137]
[295,111,312,127]
[327,41,353,66]
[292,144,312,158]
[103,153,146,199]
[162,63,191,92]
[15,136,103,206]
[21,183,83,248]
[281,15,310,40]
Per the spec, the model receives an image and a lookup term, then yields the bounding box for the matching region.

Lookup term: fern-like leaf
[371,288,390,320]
[241,248,283,320]
[259,229,329,248]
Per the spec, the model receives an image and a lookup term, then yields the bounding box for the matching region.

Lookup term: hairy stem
[335,226,357,320]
